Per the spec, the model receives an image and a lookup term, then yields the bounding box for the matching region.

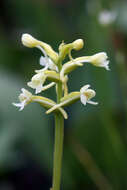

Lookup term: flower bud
[73,39,84,50]
[21,33,40,48]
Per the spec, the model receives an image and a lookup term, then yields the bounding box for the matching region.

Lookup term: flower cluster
[13,33,109,119]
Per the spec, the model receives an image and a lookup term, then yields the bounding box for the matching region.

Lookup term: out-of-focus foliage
[0,0,127,189]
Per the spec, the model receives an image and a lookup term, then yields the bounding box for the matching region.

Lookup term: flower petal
[80,85,90,94]
[12,101,25,111]
[87,100,98,105]
[80,94,87,105]
[35,84,43,94]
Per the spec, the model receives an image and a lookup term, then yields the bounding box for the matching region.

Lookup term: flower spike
[14,36,110,190]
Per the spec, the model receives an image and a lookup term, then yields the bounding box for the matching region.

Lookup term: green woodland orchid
[13,33,109,190]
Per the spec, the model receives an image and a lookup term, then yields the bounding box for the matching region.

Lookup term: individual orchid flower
[88,52,109,70]
[80,85,98,105]
[27,72,47,94]
[46,84,98,114]
[13,88,32,111]
[36,56,58,72]
[13,88,68,119]
[27,70,60,94]
[59,52,109,82]
[71,52,109,70]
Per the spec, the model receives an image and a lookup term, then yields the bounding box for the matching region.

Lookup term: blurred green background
[0,0,127,189]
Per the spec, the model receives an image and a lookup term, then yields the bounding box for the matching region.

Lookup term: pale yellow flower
[80,85,98,105]
[13,88,32,111]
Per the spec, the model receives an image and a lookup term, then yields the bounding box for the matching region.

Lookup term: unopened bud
[73,39,84,50]
[21,33,40,48]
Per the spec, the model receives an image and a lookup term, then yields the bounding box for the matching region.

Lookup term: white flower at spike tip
[27,72,46,94]
[13,88,32,111]
[37,56,58,72]
[80,85,98,105]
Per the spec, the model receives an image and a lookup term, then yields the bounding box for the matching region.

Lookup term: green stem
[52,113,64,190]
[52,80,64,190]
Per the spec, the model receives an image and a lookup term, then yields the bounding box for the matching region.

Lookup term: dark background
[0,0,127,189]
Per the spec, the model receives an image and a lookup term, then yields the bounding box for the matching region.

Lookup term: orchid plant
[13,34,109,190]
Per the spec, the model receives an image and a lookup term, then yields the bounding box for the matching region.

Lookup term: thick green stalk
[52,59,64,190]
[52,112,64,190]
